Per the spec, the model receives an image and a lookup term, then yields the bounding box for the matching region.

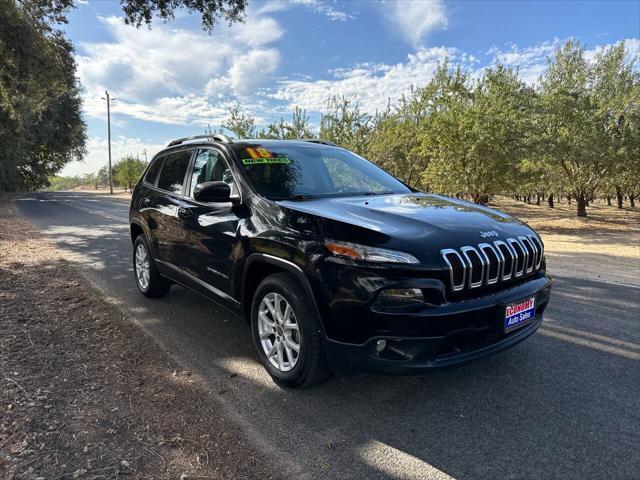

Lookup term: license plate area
[503,296,536,333]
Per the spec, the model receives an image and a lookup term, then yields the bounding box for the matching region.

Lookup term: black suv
[129,135,552,387]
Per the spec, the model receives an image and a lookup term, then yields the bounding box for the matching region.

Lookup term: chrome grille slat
[478,243,500,285]
[441,248,466,292]
[441,236,543,293]
[528,235,544,269]
[494,240,514,281]
[460,246,486,289]
[507,238,526,277]
[519,236,535,274]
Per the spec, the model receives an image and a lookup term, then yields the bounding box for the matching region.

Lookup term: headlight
[324,240,419,264]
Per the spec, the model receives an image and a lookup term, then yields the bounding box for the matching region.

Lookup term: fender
[241,253,326,333]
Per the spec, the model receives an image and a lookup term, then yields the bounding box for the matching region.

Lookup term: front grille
[441,235,543,293]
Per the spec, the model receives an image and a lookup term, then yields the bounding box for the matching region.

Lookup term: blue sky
[62,0,640,175]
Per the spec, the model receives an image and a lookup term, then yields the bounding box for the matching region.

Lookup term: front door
[178,148,243,300]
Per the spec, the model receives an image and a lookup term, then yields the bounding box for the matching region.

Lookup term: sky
[61,0,640,176]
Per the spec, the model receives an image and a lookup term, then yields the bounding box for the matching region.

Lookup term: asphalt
[14,191,640,480]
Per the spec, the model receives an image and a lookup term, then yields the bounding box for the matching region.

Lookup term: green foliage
[113,156,148,192]
[46,175,85,191]
[319,96,372,156]
[0,0,86,191]
[258,107,315,139]
[222,103,257,139]
[119,0,246,32]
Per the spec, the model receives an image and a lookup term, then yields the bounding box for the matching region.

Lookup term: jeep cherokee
[129,135,552,387]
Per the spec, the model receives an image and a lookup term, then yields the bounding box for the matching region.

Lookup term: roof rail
[167,134,233,147]
[300,138,338,147]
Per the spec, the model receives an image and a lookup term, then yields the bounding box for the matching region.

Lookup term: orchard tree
[114,156,147,192]
[422,64,534,203]
[258,107,315,139]
[221,103,257,139]
[538,41,609,217]
[319,96,372,156]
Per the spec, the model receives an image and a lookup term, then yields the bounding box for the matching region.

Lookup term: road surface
[15,192,640,480]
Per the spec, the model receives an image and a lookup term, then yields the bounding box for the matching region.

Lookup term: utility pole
[102,90,114,194]
[143,148,147,163]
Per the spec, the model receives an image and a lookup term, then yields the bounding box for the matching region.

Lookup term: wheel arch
[241,253,325,332]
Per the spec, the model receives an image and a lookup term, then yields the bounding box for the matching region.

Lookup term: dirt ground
[0,196,280,479]
[490,196,640,285]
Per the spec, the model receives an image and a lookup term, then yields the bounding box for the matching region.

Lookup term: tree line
[219,40,639,217]
[47,156,147,192]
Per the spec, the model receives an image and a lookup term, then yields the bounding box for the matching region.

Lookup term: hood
[277,193,536,255]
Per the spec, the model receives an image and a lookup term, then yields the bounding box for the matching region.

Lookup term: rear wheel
[133,235,171,298]
[251,273,331,388]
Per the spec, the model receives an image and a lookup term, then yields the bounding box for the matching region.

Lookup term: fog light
[375,339,387,352]
[376,288,424,308]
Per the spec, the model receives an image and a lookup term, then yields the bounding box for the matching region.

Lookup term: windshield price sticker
[243,147,291,165]
[242,157,292,165]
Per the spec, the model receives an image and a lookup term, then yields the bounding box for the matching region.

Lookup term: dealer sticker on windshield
[504,297,536,333]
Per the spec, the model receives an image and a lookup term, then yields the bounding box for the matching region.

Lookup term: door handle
[141,197,151,207]
[177,207,193,219]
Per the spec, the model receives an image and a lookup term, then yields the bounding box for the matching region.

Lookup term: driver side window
[189,149,237,198]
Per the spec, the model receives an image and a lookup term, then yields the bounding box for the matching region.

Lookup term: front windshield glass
[237,144,411,200]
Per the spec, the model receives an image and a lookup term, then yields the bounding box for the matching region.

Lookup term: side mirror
[193,181,236,203]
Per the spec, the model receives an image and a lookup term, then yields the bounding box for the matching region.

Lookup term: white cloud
[61,136,168,176]
[272,46,462,114]
[77,14,283,125]
[384,0,447,46]
[257,0,354,21]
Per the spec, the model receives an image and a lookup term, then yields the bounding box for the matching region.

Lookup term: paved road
[16,192,640,480]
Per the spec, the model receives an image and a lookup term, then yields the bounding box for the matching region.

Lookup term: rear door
[178,148,243,300]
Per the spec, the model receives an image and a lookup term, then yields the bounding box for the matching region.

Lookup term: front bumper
[322,273,552,375]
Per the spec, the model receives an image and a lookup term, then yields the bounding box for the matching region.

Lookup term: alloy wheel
[257,292,301,372]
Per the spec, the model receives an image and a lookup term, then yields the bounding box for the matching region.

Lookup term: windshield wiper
[271,194,316,201]
[360,191,394,196]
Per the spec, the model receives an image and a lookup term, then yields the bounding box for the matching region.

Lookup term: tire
[133,234,171,298]
[251,272,331,388]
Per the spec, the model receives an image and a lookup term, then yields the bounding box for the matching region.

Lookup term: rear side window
[157,150,192,194]
[144,156,164,185]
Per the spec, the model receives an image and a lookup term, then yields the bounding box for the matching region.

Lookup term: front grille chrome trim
[528,235,544,270]
[440,235,542,293]
[460,246,486,289]
[478,243,500,285]
[441,248,466,292]
[493,240,514,281]
[507,238,526,278]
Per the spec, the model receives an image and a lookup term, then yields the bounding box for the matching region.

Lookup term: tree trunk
[576,193,587,217]
[536,193,541,206]
[567,195,572,205]
[606,195,611,206]
[548,194,554,208]
[630,195,636,208]
[616,187,624,209]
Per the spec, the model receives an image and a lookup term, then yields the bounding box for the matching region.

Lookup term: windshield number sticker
[243,147,291,165]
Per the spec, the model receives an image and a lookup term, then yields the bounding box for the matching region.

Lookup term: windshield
[237,144,411,200]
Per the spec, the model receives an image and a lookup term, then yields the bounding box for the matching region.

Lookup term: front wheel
[133,234,171,298]
[251,273,331,388]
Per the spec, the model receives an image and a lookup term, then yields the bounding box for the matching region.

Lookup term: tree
[0,0,86,191]
[258,107,315,139]
[538,41,609,217]
[119,0,246,31]
[114,156,147,192]
[319,96,372,155]
[1,0,246,192]
[221,103,257,139]
[95,165,110,189]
